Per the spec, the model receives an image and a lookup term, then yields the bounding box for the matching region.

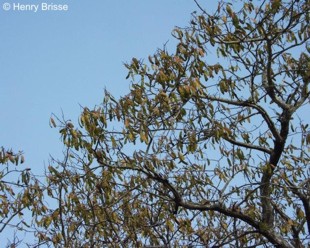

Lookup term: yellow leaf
[20,155,25,164]
[297,208,305,219]
[178,152,186,163]
[140,131,148,143]
[50,117,56,128]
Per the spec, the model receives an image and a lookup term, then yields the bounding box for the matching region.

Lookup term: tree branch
[223,136,272,154]
[203,95,281,141]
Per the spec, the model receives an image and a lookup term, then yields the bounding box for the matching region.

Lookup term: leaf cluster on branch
[1,0,310,247]
[39,0,310,247]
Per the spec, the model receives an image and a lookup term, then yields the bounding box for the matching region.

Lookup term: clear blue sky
[0,0,206,176]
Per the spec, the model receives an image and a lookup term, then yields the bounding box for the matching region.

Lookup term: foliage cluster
[1,0,309,247]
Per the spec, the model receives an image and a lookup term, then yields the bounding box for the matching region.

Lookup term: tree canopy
[1,0,310,247]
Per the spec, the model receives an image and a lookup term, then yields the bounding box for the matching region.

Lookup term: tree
[33,0,309,247]
[0,147,44,247]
